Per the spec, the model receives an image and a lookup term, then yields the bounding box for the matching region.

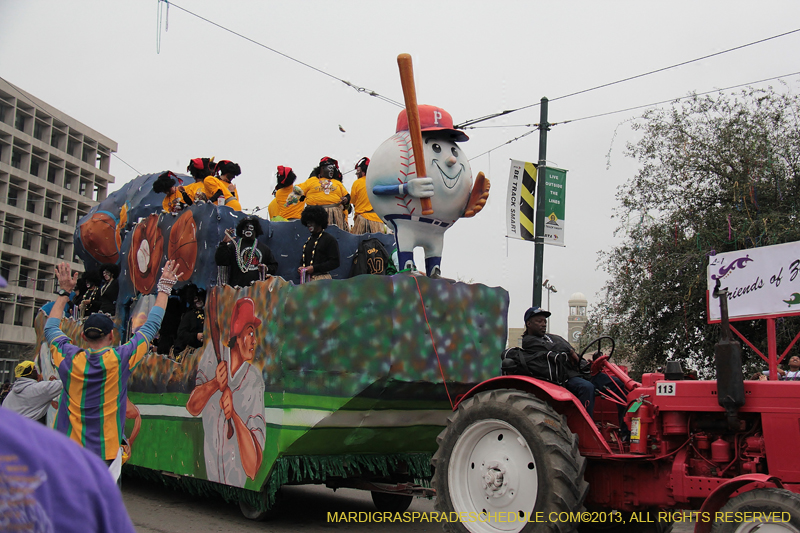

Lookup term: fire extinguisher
[629,399,652,454]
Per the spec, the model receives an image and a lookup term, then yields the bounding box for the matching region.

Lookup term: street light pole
[542,279,557,333]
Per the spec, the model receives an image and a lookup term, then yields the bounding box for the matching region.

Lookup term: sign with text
[706,240,800,322]
[542,167,567,247]
[506,160,536,241]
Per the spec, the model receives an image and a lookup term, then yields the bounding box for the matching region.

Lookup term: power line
[159,1,404,108]
[456,27,800,129]
[112,153,141,175]
[467,70,800,161]
[560,70,800,125]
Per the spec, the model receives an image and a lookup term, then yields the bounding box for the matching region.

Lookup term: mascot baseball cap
[15,361,35,378]
[396,105,469,142]
[524,306,551,323]
[84,313,115,339]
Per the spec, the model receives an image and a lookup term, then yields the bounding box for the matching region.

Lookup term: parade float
[33,55,501,517]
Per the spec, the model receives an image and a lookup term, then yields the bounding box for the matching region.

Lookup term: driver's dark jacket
[522,333,582,380]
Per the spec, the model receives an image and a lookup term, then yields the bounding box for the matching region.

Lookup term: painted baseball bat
[397,53,434,216]
[207,287,234,439]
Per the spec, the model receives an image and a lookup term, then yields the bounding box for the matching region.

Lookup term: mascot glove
[463,172,491,218]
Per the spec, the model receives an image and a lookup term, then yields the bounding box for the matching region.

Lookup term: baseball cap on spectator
[524,306,551,323]
[84,313,114,339]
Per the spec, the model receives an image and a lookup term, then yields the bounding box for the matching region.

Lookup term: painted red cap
[230,298,262,339]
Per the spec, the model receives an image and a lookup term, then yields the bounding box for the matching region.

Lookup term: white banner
[505,160,536,241]
[707,240,800,322]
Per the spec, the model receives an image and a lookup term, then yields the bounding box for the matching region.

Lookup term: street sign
[542,167,567,247]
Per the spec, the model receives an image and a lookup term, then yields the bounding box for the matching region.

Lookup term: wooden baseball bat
[397,53,434,216]
[207,287,234,439]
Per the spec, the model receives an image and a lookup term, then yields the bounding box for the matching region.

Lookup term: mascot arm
[373,177,434,197]
[462,172,490,218]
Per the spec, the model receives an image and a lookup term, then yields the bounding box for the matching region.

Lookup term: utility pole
[532,97,549,307]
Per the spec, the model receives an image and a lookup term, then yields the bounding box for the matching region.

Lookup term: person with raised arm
[45,260,182,464]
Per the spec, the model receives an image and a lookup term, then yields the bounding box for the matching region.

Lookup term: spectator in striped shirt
[45,260,182,464]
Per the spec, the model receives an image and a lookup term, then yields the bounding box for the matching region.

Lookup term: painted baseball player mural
[367,105,490,277]
[186,297,265,487]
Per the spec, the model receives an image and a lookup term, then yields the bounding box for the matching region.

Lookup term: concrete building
[0,78,117,359]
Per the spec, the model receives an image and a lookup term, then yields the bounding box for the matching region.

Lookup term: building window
[57,241,65,259]
[47,166,57,183]
[14,113,26,132]
[26,199,36,213]
[44,203,53,219]
[30,159,40,176]
[11,150,22,169]
[21,233,32,250]
[2,227,13,245]
[7,188,18,207]
[40,238,50,255]
[14,306,26,327]
[34,121,44,140]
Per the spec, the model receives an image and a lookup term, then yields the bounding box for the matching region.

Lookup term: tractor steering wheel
[579,336,616,376]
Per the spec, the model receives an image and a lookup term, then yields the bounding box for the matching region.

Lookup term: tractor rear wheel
[710,488,800,533]
[432,389,588,533]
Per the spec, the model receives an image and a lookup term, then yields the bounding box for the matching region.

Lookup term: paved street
[123,475,694,532]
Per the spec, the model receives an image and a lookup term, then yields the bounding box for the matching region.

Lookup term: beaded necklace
[235,239,261,273]
[302,233,323,267]
[100,278,114,296]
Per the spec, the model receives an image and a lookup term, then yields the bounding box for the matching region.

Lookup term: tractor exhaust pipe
[712,280,745,430]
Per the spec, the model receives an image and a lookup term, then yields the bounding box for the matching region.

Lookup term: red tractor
[432,288,800,533]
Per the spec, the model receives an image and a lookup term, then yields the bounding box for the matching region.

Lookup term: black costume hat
[152,171,180,194]
[301,205,329,230]
[216,160,241,177]
[99,263,120,279]
[235,216,264,239]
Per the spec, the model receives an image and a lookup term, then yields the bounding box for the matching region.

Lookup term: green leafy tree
[588,86,800,377]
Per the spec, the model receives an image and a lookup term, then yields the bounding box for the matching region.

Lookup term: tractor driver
[522,307,628,425]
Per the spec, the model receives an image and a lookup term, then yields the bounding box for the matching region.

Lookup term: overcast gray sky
[2,1,799,337]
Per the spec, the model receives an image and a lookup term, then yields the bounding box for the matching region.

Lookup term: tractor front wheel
[711,488,800,533]
[432,389,588,533]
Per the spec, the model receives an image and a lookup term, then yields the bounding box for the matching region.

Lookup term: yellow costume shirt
[203,176,242,211]
[161,190,187,213]
[299,177,348,206]
[271,187,304,220]
[183,181,206,203]
[350,177,382,222]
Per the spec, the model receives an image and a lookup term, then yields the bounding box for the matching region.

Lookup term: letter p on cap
[433,110,442,125]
